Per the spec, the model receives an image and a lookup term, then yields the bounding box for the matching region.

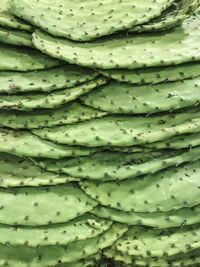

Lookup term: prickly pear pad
[9,0,173,41]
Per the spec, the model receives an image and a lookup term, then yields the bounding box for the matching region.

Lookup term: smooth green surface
[0,102,107,129]
[0,128,97,158]
[9,0,173,41]
[36,147,200,181]
[0,43,62,71]
[0,65,98,94]
[32,15,200,69]
[0,214,112,246]
[0,153,79,187]
[0,183,97,225]
[92,204,200,229]
[82,78,200,114]
[32,110,200,147]
[0,77,107,110]
[80,160,200,212]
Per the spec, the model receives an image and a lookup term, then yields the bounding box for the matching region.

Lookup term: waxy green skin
[0,26,33,47]
[81,78,200,114]
[0,153,79,187]
[99,62,200,85]
[0,102,107,129]
[0,183,97,226]
[32,15,200,69]
[9,0,173,41]
[0,43,62,71]
[0,128,97,159]
[92,204,200,229]
[0,65,98,94]
[0,77,107,110]
[0,223,127,266]
[0,214,112,247]
[129,0,200,33]
[114,223,200,258]
[36,147,200,181]
[80,159,200,212]
[0,0,33,31]
[32,110,200,147]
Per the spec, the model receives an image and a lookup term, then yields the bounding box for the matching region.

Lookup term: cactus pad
[92,204,200,229]
[80,160,200,212]
[32,15,200,69]
[0,214,112,246]
[32,110,200,147]
[81,78,200,114]
[37,147,200,181]
[0,183,97,225]
[9,0,173,41]
[0,43,62,71]
[0,128,97,158]
[0,153,79,187]
[0,77,107,110]
[0,65,98,94]
[0,102,107,129]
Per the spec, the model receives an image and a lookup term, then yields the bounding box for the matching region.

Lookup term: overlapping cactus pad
[0,0,200,266]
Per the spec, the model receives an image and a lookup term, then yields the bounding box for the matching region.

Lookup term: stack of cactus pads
[0,0,200,266]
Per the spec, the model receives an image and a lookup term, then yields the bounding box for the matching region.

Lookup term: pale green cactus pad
[32,110,200,147]
[0,77,107,110]
[92,204,200,229]
[35,147,200,181]
[0,183,97,225]
[81,78,200,114]
[0,223,127,266]
[0,153,79,187]
[0,43,62,71]
[32,15,200,69]
[0,0,33,31]
[0,128,97,158]
[0,214,112,246]
[0,26,33,47]
[0,65,98,94]
[129,0,200,33]
[80,160,200,212]
[0,102,107,129]
[9,0,174,41]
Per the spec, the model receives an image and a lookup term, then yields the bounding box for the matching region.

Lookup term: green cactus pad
[81,78,200,114]
[129,0,200,33]
[32,15,200,69]
[32,110,200,147]
[99,62,200,85]
[9,0,173,41]
[0,153,79,188]
[0,65,98,94]
[0,183,97,226]
[0,26,33,47]
[114,223,200,258]
[0,0,33,31]
[80,160,200,212]
[0,102,107,129]
[0,223,127,266]
[37,147,200,181]
[0,214,112,246]
[92,204,200,229]
[0,128,97,158]
[0,77,107,110]
[0,43,62,71]
[147,132,200,150]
